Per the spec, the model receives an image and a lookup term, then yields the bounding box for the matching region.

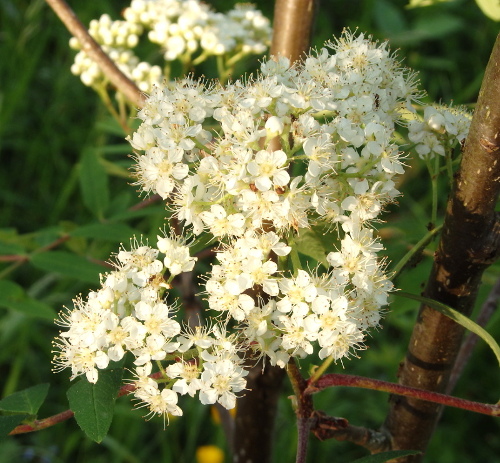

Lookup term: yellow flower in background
[196,445,224,463]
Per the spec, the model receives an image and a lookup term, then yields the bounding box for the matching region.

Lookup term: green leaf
[0,242,25,255]
[295,228,328,267]
[0,384,49,414]
[109,205,165,221]
[0,281,56,320]
[413,13,463,39]
[475,0,500,21]
[79,147,110,219]
[395,292,500,367]
[351,450,421,463]
[67,369,123,443]
[30,251,104,285]
[70,223,137,242]
[374,0,407,34]
[0,415,27,440]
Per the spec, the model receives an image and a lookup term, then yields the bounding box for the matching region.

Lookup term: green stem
[425,155,439,228]
[308,356,335,386]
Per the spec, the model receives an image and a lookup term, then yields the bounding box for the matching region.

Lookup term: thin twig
[44,0,145,108]
[287,359,314,463]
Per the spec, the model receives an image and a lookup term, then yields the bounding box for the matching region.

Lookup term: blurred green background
[0,0,499,462]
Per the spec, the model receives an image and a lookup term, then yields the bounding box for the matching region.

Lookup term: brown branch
[270,0,319,64]
[382,32,500,462]
[44,0,145,108]
[287,359,314,463]
[310,410,390,453]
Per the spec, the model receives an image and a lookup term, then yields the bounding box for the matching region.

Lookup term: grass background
[0,0,499,462]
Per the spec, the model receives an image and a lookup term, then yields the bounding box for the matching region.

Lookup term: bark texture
[382,33,500,462]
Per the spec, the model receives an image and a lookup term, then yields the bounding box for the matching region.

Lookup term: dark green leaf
[0,415,27,440]
[395,292,500,367]
[67,369,123,443]
[374,0,407,34]
[109,205,165,221]
[30,251,104,285]
[413,13,463,39]
[351,450,421,463]
[0,281,56,320]
[0,384,49,414]
[0,236,25,255]
[79,147,110,219]
[70,223,137,242]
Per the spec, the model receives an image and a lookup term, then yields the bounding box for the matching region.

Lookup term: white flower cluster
[408,105,472,159]
[70,1,271,92]
[124,0,271,60]
[129,31,422,367]
[70,14,162,92]
[53,236,247,419]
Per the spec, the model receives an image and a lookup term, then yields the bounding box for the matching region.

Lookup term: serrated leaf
[475,0,500,20]
[351,450,421,463]
[0,384,49,414]
[79,147,109,219]
[67,369,123,443]
[30,251,103,285]
[70,223,137,242]
[0,281,56,320]
[0,415,27,440]
[395,292,500,367]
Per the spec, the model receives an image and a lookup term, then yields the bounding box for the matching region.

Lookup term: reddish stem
[8,372,164,435]
[306,373,500,417]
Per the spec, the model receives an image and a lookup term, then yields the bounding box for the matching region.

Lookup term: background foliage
[0,0,499,461]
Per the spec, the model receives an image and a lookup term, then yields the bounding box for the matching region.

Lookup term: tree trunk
[382,32,500,462]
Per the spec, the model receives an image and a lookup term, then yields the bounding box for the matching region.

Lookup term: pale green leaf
[395,292,500,367]
[295,228,328,267]
[475,0,500,20]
